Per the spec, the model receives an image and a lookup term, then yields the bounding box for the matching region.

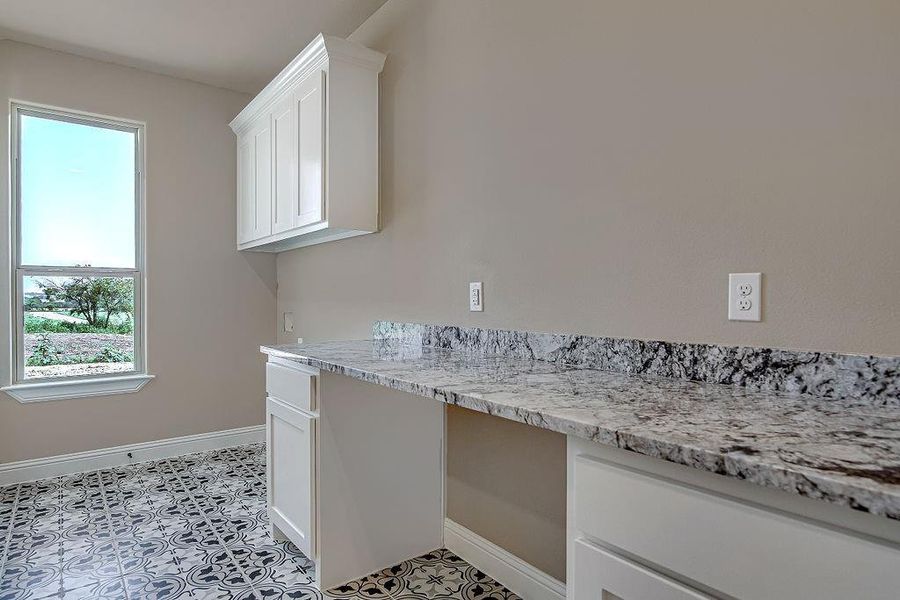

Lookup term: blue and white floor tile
[325,548,521,600]
[0,444,519,600]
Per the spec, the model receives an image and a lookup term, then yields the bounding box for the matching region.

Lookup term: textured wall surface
[279,0,897,581]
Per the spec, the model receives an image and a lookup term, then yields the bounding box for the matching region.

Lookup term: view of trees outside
[23,275,135,379]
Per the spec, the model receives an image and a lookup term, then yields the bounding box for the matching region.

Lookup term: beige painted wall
[275,0,900,580]
[446,405,567,577]
[0,41,277,463]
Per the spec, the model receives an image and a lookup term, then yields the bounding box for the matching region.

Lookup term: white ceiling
[0,0,388,94]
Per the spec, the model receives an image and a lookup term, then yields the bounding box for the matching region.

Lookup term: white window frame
[2,101,153,402]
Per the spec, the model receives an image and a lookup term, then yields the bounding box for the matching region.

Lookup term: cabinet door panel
[237,135,254,243]
[267,397,316,558]
[295,69,325,228]
[572,539,709,600]
[272,95,295,234]
[252,118,273,239]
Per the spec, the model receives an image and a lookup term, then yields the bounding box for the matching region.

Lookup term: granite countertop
[261,338,900,520]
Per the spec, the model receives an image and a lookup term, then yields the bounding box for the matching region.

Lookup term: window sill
[1,374,155,403]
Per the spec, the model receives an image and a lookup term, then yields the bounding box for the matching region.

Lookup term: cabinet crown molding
[230,33,386,134]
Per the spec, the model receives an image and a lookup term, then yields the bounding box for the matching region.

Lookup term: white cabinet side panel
[317,372,444,590]
[324,61,379,232]
[237,136,254,243]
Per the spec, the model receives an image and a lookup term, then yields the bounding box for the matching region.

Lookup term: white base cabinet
[262,358,900,598]
[265,359,319,558]
[264,356,444,590]
[567,436,900,600]
[231,34,385,252]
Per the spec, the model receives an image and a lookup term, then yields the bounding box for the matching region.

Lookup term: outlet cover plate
[728,273,761,321]
[469,282,483,312]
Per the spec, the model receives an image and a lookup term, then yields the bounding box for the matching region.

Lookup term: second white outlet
[728,273,761,321]
[469,282,483,312]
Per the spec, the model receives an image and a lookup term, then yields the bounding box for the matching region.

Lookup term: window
[5,103,150,401]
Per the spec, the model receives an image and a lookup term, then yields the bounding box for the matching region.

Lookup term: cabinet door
[266,397,316,558]
[271,94,296,234]
[248,115,273,241]
[572,539,710,600]
[236,134,255,243]
[294,69,325,228]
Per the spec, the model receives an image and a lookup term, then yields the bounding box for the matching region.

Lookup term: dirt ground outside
[24,332,133,356]
[23,332,134,379]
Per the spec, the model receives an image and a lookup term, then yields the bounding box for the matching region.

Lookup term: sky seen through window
[20,114,136,292]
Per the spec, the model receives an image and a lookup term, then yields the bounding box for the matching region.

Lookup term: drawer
[572,538,709,600]
[572,454,900,599]
[266,360,316,412]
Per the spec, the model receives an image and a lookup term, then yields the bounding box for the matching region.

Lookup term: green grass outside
[25,313,134,335]
[26,349,134,367]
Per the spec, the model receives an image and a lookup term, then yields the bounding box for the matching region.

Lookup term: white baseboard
[0,424,265,486]
[444,518,566,600]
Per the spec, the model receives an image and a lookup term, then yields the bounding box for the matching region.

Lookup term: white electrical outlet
[728,273,761,321]
[469,282,483,312]
[283,312,294,333]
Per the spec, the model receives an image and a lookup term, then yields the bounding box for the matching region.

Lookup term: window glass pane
[23,275,135,379]
[20,114,136,268]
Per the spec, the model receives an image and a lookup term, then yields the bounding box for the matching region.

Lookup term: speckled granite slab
[373,321,900,406]
[261,338,900,520]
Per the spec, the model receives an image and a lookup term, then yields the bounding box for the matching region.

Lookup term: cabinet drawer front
[266,361,316,412]
[573,538,709,600]
[573,454,900,600]
[266,397,316,558]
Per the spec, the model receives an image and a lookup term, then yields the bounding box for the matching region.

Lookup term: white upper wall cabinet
[230,35,385,252]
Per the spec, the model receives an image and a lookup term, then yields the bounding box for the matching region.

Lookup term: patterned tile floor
[0,444,520,600]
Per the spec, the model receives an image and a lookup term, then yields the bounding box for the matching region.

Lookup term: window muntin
[12,105,144,383]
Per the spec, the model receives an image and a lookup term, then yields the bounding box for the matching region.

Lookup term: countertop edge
[260,344,900,521]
